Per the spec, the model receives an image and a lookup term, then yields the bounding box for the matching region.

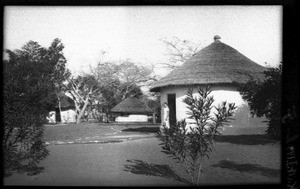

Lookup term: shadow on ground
[124,159,191,185]
[214,135,279,145]
[4,165,45,178]
[212,160,280,178]
[122,127,160,134]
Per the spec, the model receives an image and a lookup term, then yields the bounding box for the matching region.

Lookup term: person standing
[162,102,170,129]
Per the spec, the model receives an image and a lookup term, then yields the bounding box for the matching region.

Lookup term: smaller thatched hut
[111,97,153,123]
[47,94,76,123]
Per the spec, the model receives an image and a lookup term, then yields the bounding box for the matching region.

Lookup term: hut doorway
[167,94,176,124]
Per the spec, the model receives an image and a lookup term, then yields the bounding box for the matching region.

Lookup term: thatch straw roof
[111,97,153,114]
[150,36,266,92]
[59,95,75,108]
[54,93,75,109]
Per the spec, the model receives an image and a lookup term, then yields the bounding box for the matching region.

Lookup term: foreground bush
[157,86,236,185]
[3,39,68,176]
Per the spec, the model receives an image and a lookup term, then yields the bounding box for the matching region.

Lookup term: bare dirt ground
[4,123,281,186]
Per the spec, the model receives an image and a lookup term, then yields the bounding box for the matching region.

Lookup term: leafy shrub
[157,86,236,185]
[3,39,68,176]
[236,64,282,139]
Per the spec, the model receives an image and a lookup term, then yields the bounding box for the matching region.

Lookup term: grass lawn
[44,122,278,146]
[44,122,160,142]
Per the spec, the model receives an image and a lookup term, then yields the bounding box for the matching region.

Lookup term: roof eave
[111,108,153,113]
[150,81,258,92]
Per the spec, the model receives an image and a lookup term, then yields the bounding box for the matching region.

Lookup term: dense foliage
[237,64,282,139]
[157,86,236,185]
[3,39,68,176]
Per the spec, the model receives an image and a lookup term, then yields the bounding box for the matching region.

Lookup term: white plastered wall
[60,109,77,123]
[160,85,246,123]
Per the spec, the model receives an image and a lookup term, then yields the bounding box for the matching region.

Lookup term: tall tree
[66,74,102,124]
[3,39,68,176]
[50,39,71,122]
[66,62,120,123]
[91,61,149,122]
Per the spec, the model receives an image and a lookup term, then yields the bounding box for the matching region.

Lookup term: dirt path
[4,137,280,186]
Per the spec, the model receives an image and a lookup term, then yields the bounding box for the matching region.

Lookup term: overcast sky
[4,6,282,76]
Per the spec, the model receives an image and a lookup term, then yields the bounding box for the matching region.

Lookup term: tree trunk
[76,96,90,124]
[56,93,62,123]
[153,113,156,124]
[106,112,109,123]
[58,97,63,123]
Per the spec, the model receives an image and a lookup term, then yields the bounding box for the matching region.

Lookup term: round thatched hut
[48,93,76,123]
[150,36,266,126]
[111,97,153,122]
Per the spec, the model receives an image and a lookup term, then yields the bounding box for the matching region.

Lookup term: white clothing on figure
[163,106,170,129]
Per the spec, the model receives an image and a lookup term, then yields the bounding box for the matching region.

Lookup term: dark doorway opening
[167,94,176,125]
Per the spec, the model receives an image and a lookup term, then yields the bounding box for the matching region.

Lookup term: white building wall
[47,111,56,123]
[115,115,148,122]
[61,109,77,123]
[160,85,246,123]
[47,109,77,124]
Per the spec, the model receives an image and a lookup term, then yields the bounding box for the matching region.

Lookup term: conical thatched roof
[111,97,153,114]
[58,94,75,108]
[150,36,266,92]
[54,93,75,109]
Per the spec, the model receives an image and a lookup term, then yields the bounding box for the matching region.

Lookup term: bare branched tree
[159,37,202,71]
[65,75,102,124]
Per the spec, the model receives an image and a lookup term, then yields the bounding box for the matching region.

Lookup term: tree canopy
[3,39,69,175]
[236,63,282,139]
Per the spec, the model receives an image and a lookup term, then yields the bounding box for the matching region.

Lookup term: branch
[67,78,85,103]
[157,62,181,70]
[163,40,186,60]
